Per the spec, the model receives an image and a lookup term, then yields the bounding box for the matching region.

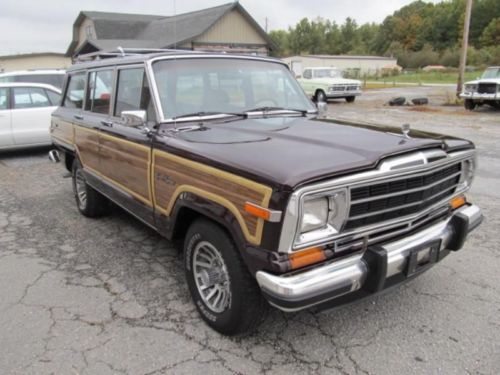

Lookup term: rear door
[0,87,13,148]
[11,86,56,146]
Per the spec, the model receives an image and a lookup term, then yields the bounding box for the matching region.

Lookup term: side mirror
[121,110,147,127]
[316,101,328,118]
[296,75,302,79]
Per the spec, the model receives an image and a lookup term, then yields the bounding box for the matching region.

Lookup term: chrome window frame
[278,149,476,253]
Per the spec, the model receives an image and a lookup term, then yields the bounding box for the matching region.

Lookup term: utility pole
[457,0,473,97]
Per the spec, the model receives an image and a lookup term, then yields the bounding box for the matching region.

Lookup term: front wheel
[345,96,356,103]
[184,219,267,335]
[464,99,476,111]
[315,90,327,103]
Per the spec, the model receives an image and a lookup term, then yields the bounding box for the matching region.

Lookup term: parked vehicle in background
[460,66,500,110]
[0,70,66,90]
[50,51,481,335]
[297,67,362,102]
[0,83,61,151]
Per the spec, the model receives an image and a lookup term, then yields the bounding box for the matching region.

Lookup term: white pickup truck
[460,66,500,110]
[297,67,362,103]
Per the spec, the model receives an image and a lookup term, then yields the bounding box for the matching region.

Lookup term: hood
[465,79,500,85]
[163,116,472,190]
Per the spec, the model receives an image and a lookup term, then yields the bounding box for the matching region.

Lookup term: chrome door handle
[74,114,83,120]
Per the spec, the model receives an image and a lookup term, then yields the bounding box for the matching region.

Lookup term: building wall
[195,9,267,45]
[0,55,71,73]
[78,18,95,48]
[282,56,398,76]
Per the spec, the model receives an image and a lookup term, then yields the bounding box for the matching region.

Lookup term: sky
[0,0,443,55]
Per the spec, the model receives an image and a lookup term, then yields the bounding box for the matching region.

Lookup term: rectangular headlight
[296,188,349,247]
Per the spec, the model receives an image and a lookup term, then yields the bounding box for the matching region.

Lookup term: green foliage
[270,0,500,68]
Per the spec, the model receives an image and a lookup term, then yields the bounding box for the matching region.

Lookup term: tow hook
[48,150,60,163]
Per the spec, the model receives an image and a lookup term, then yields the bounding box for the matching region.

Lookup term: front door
[95,66,155,226]
[0,88,13,148]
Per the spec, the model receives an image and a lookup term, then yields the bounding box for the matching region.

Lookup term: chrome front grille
[345,162,462,230]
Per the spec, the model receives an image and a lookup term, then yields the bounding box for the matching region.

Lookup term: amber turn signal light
[289,247,326,270]
[244,202,282,222]
[450,195,466,209]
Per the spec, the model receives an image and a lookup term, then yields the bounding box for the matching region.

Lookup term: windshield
[152,58,314,119]
[482,68,500,79]
[314,69,343,79]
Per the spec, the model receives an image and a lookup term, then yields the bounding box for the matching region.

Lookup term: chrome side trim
[278,149,475,253]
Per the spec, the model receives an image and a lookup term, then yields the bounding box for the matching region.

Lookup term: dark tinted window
[13,87,51,109]
[14,74,65,89]
[63,73,86,108]
[86,70,113,115]
[114,68,152,118]
[0,88,7,110]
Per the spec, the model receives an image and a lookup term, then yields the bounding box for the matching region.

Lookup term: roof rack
[75,47,195,62]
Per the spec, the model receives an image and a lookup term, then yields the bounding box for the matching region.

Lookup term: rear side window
[114,68,152,117]
[86,70,113,115]
[13,87,51,109]
[0,88,7,109]
[46,90,61,106]
[63,73,86,108]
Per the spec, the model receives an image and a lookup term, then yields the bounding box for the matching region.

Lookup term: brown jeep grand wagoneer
[50,51,482,335]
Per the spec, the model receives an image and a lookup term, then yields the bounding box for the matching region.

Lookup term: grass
[363,70,481,87]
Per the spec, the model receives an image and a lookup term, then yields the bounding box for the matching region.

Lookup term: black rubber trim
[361,246,387,293]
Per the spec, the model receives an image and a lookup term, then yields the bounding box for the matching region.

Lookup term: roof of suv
[68,51,285,72]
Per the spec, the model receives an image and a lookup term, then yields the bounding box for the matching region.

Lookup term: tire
[388,97,406,106]
[184,219,267,335]
[345,96,355,103]
[411,97,428,105]
[464,99,476,111]
[315,90,327,103]
[72,159,109,217]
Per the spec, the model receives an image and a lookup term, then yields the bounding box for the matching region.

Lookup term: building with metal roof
[66,2,275,58]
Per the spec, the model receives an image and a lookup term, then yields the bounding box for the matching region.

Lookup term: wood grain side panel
[99,134,151,204]
[74,127,99,171]
[153,151,272,245]
[52,120,74,144]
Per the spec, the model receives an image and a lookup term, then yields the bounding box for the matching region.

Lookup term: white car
[297,67,362,102]
[0,83,61,151]
[460,66,500,110]
[0,70,66,90]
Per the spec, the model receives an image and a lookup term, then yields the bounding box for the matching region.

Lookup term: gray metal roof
[67,3,274,57]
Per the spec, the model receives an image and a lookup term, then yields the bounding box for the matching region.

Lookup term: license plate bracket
[405,241,441,277]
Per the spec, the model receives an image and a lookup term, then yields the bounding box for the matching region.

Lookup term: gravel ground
[1,86,499,374]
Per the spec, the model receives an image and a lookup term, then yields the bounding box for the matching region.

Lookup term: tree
[479,17,500,47]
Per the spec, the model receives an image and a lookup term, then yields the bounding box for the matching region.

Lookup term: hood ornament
[401,123,411,139]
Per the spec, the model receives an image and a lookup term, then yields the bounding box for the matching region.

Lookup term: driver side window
[303,69,312,79]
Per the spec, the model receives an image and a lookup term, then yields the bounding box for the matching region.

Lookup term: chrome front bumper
[460,92,499,100]
[256,204,482,312]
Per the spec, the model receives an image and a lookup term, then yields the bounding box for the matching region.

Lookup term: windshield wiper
[245,107,311,116]
[171,111,247,120]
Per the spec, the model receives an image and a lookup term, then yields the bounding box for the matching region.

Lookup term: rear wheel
[72,159,109,217]
[464,99,476,111]
[345,96,356,103]
[184,219,267,335]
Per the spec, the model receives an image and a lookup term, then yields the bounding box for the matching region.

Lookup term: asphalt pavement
[1,86,499,374]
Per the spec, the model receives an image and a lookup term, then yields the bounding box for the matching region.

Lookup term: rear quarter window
[63,73,86,109]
